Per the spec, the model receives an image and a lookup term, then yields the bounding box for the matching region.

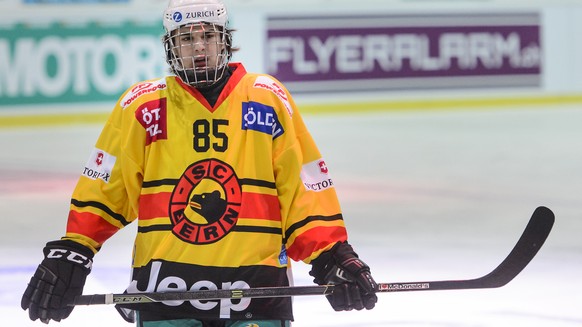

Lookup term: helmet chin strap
[176,66,227,88]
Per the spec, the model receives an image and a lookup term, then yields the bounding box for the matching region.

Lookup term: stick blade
[378,206,555,292]
[477,206,555,288]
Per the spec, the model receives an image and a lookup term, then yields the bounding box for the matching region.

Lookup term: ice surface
[1,104,581,326]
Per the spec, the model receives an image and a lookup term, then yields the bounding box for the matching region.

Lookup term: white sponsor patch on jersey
[300,159,334,192]
[82,148,116,183]
[121,78,168,109]
[253,76,293,117]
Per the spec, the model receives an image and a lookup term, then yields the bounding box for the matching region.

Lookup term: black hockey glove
[21,240,93,323]
[309,241,378,311]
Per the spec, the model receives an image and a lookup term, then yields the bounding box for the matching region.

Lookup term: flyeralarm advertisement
[266,13,542,93]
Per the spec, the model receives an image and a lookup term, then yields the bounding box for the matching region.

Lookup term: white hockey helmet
[162,0,233,88]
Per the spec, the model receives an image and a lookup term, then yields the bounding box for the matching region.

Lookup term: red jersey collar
[175,63,247,113]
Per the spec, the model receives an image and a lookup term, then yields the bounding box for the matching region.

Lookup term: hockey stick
[73,206,554,306]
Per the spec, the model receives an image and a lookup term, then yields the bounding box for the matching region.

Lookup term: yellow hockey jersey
[64,63,347,320]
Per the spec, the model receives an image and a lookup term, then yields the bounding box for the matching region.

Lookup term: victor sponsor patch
[82,148,116,183]
[300,159,334,192]
[241,101,284,139]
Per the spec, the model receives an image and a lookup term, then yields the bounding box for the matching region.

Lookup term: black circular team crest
[169,159,242,244]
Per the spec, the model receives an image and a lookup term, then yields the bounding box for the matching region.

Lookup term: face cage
[163,23,232,88]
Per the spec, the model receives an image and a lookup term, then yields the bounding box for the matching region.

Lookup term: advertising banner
[22,0,128,3]
[266,13,542,93]
[0,21,166,107]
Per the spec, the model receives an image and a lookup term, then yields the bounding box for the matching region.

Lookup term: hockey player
[21,0,378,325]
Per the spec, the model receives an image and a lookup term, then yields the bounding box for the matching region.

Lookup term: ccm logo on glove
[46,249,93,270]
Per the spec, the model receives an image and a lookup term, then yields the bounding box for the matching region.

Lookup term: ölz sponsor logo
[126,261,251,318]
[82,148,116,183]
[300,159,334,192]
[241,101,284,139]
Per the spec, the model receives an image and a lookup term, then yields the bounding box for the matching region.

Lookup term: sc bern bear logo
[169,159,242,244]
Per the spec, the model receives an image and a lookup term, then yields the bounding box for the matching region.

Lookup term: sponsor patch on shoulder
[242,101,284,139]
[253,76,293,117]
[300,159,334,192]
[121,78,167,109]
[82,148,116,183]
[135,98,168,145]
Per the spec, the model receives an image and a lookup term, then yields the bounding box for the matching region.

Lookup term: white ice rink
[1,103,581,326]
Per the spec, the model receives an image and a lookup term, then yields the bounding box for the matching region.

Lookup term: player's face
[174,23,224,71]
